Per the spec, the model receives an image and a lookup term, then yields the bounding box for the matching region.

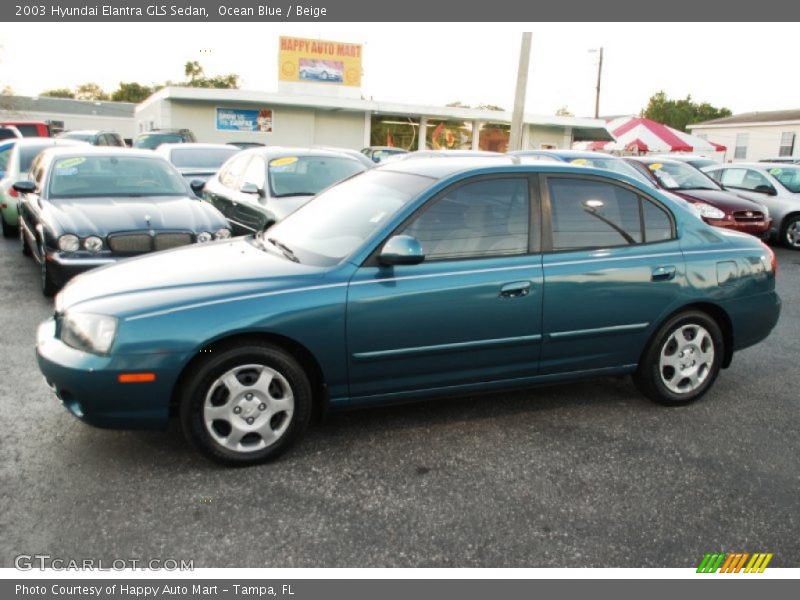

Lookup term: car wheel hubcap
[658,324,714,394]
[786,220,800,247]
[203,364,294,453]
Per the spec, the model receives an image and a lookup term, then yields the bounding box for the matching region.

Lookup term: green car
[0,137,88,236]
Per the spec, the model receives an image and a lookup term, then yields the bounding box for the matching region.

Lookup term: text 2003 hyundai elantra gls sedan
[36,158,781,466]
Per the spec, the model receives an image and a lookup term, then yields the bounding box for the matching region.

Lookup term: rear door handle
[500,281,531,298]
[651,265,676,281]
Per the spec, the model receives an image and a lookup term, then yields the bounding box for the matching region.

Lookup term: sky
[0,22,796,118]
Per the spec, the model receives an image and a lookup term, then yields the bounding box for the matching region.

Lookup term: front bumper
[706,217,772,239]
[36,318,188,429]
[46,253,118,287]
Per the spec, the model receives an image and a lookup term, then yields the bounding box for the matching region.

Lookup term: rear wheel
[179,342,313,466]
[633,311,723,406]
[780,214,800,249]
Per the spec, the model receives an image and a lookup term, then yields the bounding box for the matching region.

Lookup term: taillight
[760,241,777,275]
[8,187,18,198]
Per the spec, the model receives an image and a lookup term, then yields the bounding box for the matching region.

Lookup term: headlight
[58,234,80,252]
[196,231,213,243]
[214,228,231,240]
[692,203,725,220]
[84,236,103,253]
[60,312,118,355]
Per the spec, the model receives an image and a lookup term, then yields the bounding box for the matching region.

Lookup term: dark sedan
[201,147,367,235]
[624,157,771,239]
[15,147,231,295]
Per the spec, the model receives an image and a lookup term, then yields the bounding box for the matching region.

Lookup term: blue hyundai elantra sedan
[36,157,781,465]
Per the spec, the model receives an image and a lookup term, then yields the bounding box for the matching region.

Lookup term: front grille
[733,210,765,222]
[108,233,152,253]
[154,233,193,251]
[108,232,194,254]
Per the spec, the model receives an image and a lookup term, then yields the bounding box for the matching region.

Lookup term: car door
[229,155,271,232]
[540,174,683,374]
[346,175,544,399]
[204,153,251,230]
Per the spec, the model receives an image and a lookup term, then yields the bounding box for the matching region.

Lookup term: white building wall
[690,123,800,162]
[528,125,570,149]
[313,110,366,149]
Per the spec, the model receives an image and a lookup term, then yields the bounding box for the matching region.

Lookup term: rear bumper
[725,290,781,354]
[36,318,187,429]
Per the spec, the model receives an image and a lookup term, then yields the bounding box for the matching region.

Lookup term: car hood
[48,195,227,237]
[670,189,764,212]
[58,236,329,317]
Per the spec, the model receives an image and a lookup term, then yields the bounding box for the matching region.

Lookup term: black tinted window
[642,198,673,242]
[403,178,530,260]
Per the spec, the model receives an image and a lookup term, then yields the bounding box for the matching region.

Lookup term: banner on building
[215,108,273,133]
[279,36,362,87]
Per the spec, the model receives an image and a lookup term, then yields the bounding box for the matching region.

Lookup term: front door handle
[500,281,531,298]
[651,265,676,281]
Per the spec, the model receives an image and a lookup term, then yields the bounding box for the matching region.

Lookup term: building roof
[137,86,614,141]
[0,95,135,118]
[690,109,800,128]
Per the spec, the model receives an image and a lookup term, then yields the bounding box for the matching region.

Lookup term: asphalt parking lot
[0,234,798,568]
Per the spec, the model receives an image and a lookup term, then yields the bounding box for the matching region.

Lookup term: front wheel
[633,311,723,406]
[20,223,31,256]
[780,214,800,249]
[179,342,313,466]
[40,243,58,297]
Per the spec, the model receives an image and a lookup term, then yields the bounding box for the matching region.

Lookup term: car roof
[39,146,158,159]
[158,143,237,151]
[509,149,621,160]
[712,162,800,169]
[60,130,106,135]
[626,156,686,165]
[11,137,89,148]
[244,146,364,161]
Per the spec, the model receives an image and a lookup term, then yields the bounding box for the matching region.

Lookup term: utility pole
[592,46,604,119]
[509,32,532,152]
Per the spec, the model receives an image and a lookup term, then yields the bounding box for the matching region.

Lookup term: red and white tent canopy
[576,116,726,154]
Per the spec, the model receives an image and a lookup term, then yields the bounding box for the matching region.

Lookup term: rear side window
[548,177,672,251]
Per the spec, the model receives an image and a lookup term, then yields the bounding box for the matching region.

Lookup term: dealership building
[135,86,612,152]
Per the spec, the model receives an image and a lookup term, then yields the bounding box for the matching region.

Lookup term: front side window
[402,178,530,261]
[242,156,266,190]
[219,154,251,189]
[716,168,771,192]
[548,177,672,251]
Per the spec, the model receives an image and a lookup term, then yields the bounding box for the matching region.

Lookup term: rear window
[20,142,56,172]
[15,124,46,137]
[268,155,365,197]
[170,147,239,169]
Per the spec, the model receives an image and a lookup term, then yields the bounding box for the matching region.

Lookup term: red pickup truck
[0,121,50,137]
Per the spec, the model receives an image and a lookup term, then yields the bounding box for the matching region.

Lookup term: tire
[39,242,58,297]
[633,310,724,406]
[20,223,31,256]
[1,212,14,238]
[779,214,800,250]
[179,341,313,466]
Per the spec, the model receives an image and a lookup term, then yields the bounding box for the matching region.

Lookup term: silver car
[704,162,800,249]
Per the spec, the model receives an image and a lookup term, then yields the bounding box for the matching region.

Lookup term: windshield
[48,155,188,199]
[134,133,183,149]
[170,147,239,169]
[768,166,800,193]
[565,156,654,186]
[645,161,719,191]
[268,155,365,198]
[263,170,433,266]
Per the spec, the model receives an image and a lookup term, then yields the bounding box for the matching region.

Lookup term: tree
[183,60,240,89]
[642,91,732,132]
[75,82,109,101]
[111,82,153,103]
[41,88,75,99]
[555,106,574,117]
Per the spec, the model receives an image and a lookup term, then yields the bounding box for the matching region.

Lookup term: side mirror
[12,180,36,194]
[189,179,206,196]
[754,184,777,196]
[378,235,425,266]
[240,182,260,195]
